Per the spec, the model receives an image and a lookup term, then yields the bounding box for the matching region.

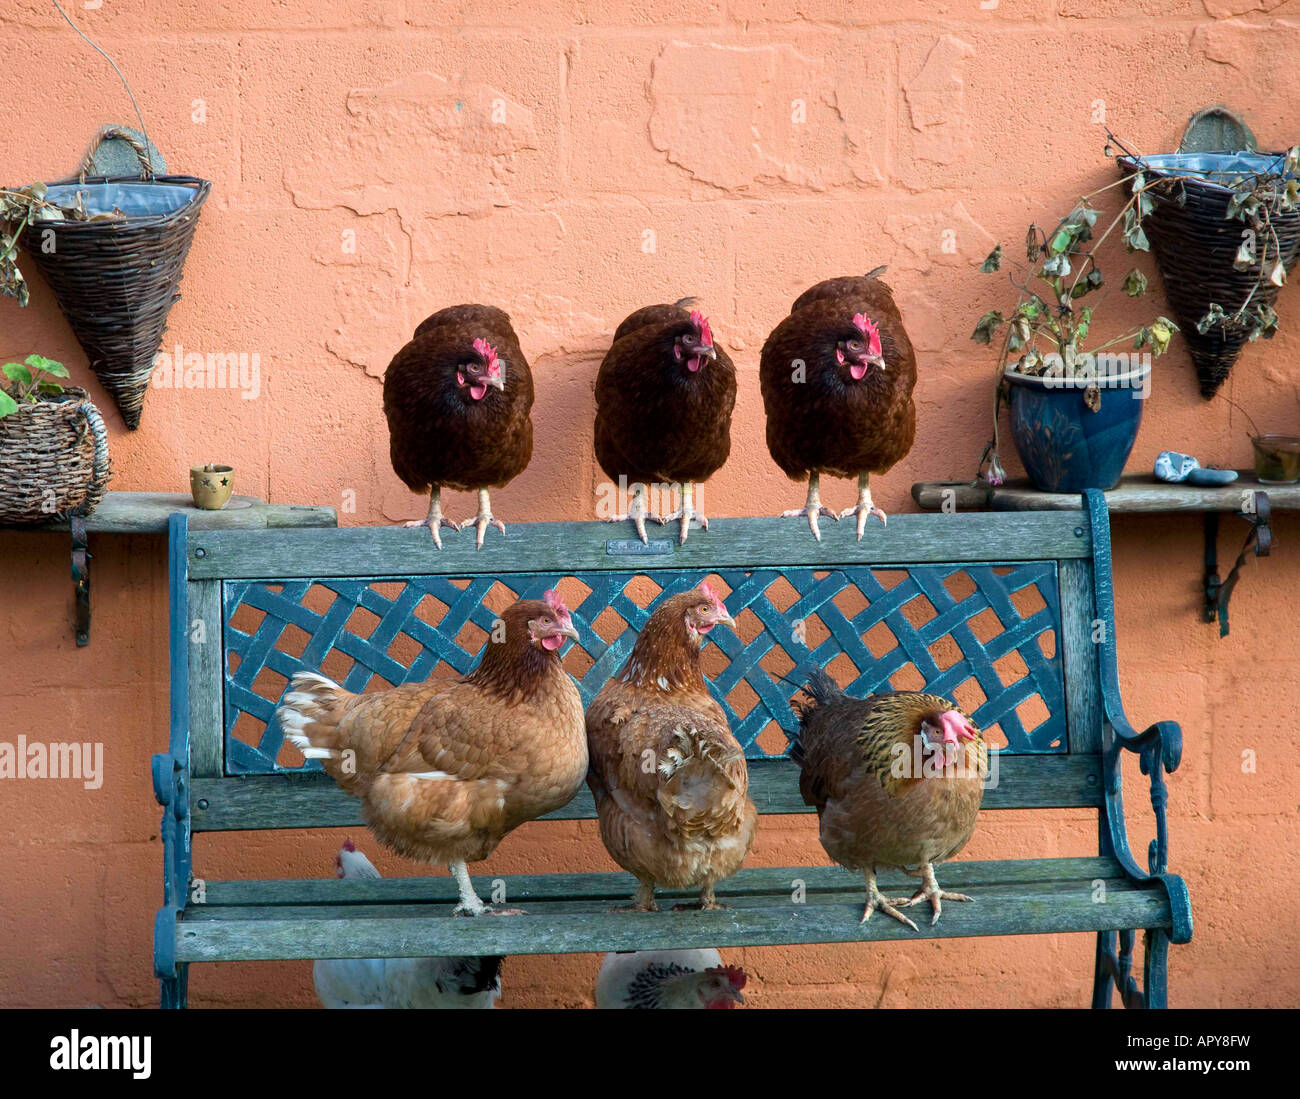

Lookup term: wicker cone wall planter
[1118,152,1300,399]
[0,389,112,525]
[20,128,211,429]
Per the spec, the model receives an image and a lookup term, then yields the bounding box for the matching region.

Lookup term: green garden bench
[152,489,1192,1008]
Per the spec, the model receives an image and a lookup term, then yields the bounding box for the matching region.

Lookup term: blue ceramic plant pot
[1004,363,1150,492]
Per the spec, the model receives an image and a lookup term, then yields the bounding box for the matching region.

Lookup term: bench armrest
[1084,491,1192,946]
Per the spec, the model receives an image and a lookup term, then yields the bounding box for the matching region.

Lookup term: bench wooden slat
[189,754,1103,831]
[193,857,1127,908]
[184,512,1093,581]
[174,868,1171,961]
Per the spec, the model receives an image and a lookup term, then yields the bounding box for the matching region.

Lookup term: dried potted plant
[973,174,1179,492]
[0,354,111,524]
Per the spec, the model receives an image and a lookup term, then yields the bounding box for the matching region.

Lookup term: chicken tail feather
[788,667,847,764]
[278,671,356,767]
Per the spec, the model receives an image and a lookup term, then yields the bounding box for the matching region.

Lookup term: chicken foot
[657,482,709,545]
[839,472,888,539]
[859,869,918,931]
[781,472,839,542]
[608,879,659,913]
[898,862,972,926]
[672,882,726,912]
[405,486,461,550]
[605,482,655,545]
[450,860,524,917]
[463,487,506,550]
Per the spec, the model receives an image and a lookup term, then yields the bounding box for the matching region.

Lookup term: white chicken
[312,840,502,1009]
[594,949,747,1009]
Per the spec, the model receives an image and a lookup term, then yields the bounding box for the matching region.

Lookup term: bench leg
[1092,930,1115,1008]
[1144,930,1170,1010]
[160,966,189,1009]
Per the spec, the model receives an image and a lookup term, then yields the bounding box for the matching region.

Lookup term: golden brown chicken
[585,584,757,911]
[276,592,586,916]
[791,669,987,928]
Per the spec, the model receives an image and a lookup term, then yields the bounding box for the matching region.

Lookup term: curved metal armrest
[1084,493,1191,945]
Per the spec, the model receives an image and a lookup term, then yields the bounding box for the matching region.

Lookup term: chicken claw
[657,482,709,545]
[464,488,506,549]
[606,484,656,545]
[609,880,659,913]
[860,870,918,931]
[406,487,460,549]
[781,473,838,541]
[899,863,972,926]
[839,474,887,540]
[672,883,726,911]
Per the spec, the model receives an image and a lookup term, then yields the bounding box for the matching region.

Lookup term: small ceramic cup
[190,464,235,510]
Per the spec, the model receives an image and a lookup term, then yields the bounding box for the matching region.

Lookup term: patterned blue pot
[1005,363,1150,492]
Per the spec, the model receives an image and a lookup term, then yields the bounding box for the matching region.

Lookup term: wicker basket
[1118,151,1300,399]
[0,388,112,525]
[20,127,211,429]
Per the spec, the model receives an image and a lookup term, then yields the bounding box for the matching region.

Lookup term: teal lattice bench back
[152,490,1191,1007]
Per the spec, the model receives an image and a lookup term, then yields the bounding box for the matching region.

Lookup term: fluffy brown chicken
[384,303,534,548]
[276,592,586,916]
[791,669,987,929]
[585,584,757,910]
[594,300,736,544]
[760,268,917,540]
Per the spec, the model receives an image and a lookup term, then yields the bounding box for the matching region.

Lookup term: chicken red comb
[341,838,356,853]
[473,337,501,375]
[852,313,883,358]
[543,589,568,617]
[698,580,727,613]
[689,309,713,348]
[706,965,748,989]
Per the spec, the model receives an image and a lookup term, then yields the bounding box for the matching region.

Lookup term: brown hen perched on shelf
[276,592,586,917]
[585,584,757,911]
[383,303,534,548]
[594,300,736,544]
[760,268,917,540]
[791,669,987,929]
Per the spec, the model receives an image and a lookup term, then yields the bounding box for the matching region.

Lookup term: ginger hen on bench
[277,592,586,917]
[791,669,987,929]
[585,584,757,912]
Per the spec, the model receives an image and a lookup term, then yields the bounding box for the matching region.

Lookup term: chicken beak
[714,610,738,631]
[701,343,718,362]
[487,370,506,391]
[558,621,580,641]
[868,353,886,371]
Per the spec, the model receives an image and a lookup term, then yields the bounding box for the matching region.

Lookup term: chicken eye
[848,340,863,352]
[698,604,710,614]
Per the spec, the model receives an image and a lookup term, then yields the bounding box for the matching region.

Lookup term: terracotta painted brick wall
[1,0,1297,1007]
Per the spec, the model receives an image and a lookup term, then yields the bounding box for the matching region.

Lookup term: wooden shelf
[912,474,1292,638]
[7,491,338,534]
[912,472,1300,513]
[2,491,336,646]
